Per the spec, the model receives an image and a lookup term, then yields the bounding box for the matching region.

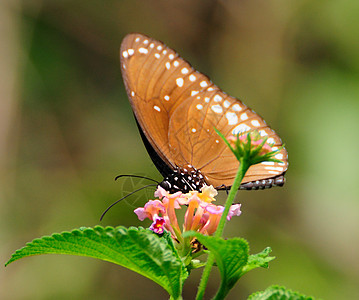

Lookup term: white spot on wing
[267,138,275,144]
[211,105,223,114]
[164,95,170,101]
[240,113,248,120]
[135,37,140,42]
[232,104,242,111]
[176,78,184,87]
[232,124,251,134]
[268,171,280,174]
[128,49,134,56]
[150,43,154,48]
[200,81,208,88]
[157,45,163,51]
[122,51,128,58]
[169,54,175,60]
[261,161,275,165]
[181,68,189,74]
[131,91,135,97]
[173,61,179,67]
[259,130,268,136]
[191,128,197,133]
[155,53,160,59]
[251,120,261,127]
[205,97,210,103]
[265,166,284,171]
[223,100,231,108]
[191,90,199,96]
[154,105,161,112]
[275,153,283,159]
[166,62,171,69]
[196,104,203,110]
[162,50,167,55]
[143,39,149,44]
[139,47,148,54]
[226,112,238,125]
[214,95,222,102]
[189,74,196,82]
[207,87,214,91]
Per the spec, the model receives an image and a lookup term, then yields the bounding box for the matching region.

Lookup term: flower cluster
[227,134,273,156]
[134,185,241,244]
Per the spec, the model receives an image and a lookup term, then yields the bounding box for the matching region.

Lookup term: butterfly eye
[120,33,288,192]
[159,180,171,191]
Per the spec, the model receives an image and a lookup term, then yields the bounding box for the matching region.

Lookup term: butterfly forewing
[121,34,212,168]
[120,33,288,189]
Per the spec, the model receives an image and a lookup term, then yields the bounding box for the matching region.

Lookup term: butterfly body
[120,33,288,192]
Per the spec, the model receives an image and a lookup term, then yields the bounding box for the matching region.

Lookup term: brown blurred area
[1,0,358,299]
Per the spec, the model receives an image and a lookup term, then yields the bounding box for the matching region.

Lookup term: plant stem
[195,159,250,300]
[215,159,249,238]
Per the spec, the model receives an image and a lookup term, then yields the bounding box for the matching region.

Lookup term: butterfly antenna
[115,174,159,184]
[100,183,157,221]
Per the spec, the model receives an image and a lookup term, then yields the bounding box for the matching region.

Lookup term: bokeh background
[1,0,358,299]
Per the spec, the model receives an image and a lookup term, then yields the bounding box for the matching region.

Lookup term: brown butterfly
[120,33,288,193]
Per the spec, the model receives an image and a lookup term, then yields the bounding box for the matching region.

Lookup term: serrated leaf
[248,285,315,300]
[240,247,275,276]
[183,231,248,298]
[6,226,187,299]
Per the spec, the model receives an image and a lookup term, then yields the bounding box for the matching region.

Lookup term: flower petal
[134,207,148,221]
[227,204,242,220]
[149,216,166,235]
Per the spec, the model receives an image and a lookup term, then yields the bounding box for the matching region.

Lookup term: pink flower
[149,216,165,235]
[199,204,224,236]
[227,132,274,157]
[134,200,165,221]
[155,186,182,200]
[227,204,242,220]
[205,204,224,215]
[251,140,273,156]
[134,185,242,250]
[183,194,201,231]
[227,134,247,146]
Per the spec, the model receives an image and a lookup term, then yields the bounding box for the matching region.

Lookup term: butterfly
[120,33,288,193]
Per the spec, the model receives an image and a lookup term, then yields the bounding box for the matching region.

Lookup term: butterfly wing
[120,33,211,171]
[168,88,288,187]
[120,33,288,189]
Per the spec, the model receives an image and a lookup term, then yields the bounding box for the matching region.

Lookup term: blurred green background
[1,0,358,299]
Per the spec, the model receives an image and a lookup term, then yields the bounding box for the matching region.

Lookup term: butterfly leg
[216,184,229,195]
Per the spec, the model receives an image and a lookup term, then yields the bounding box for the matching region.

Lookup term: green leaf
[240,247,275,276]
[183,231,249,299]
[214,127,237,156]
[6,226,187,299]
[248,285,315,300]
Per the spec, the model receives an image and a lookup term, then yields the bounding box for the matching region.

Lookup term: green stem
[195,158,250,300]
[215,159,250,238]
